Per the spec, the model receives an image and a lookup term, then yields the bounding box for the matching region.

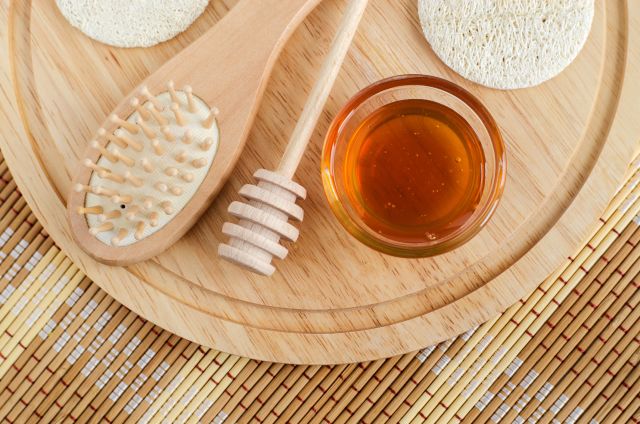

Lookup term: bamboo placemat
[0,148,639,423]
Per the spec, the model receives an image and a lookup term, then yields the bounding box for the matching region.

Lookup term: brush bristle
[77,81,220,247]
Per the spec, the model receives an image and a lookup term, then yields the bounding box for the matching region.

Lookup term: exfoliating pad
[418,0,594,89]
[56,0,209,48]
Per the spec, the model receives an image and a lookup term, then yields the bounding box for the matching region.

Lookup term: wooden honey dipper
[219,0,369,276]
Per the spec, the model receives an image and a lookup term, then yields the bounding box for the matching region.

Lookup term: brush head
[69,81,220,254]
[218,169,306,276]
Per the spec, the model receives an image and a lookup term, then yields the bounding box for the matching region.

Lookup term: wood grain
[0,0,638,364]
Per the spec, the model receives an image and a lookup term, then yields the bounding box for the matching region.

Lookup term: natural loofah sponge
[56,0,209,48]
[418,0,594,89]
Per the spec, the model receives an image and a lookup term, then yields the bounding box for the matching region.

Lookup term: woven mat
[0,149,639,424]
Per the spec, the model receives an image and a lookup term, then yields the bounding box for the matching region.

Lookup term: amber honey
[343,99,485,244]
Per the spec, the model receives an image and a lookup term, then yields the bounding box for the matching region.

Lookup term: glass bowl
[321,75,507,257]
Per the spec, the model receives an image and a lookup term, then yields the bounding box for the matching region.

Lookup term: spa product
[218,0,369,277]
[56,0,209,48]
[418,0,594,89]
[322,75,506,257]
[67,0,321,265]
[342,98,485,244]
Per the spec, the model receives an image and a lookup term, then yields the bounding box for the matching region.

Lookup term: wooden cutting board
[0,0,638,364]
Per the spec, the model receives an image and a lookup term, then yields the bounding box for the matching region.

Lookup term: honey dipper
[67,0,321,265]
[218,0,369,276]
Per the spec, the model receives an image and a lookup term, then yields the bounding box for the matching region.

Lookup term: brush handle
[276,0,369,178]
[67,0,323,265]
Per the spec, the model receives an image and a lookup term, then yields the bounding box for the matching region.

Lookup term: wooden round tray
[1,0,638,364]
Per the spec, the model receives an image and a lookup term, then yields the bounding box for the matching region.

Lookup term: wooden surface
[66,0,321,265]
[0,0,638,364]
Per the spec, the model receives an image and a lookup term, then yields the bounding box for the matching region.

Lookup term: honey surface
[344,99,485,244]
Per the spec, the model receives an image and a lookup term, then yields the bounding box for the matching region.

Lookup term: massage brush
[67,0,321,265]
[218,0,369,276]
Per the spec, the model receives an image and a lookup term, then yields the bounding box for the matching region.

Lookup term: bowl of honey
[321,75,506,257]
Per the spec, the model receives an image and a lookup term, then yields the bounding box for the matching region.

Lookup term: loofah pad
[56,0,209,48]
[418,0,594,89]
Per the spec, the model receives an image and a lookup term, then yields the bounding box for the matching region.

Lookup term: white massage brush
[218,0,369,276]
[67,0,321,265]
